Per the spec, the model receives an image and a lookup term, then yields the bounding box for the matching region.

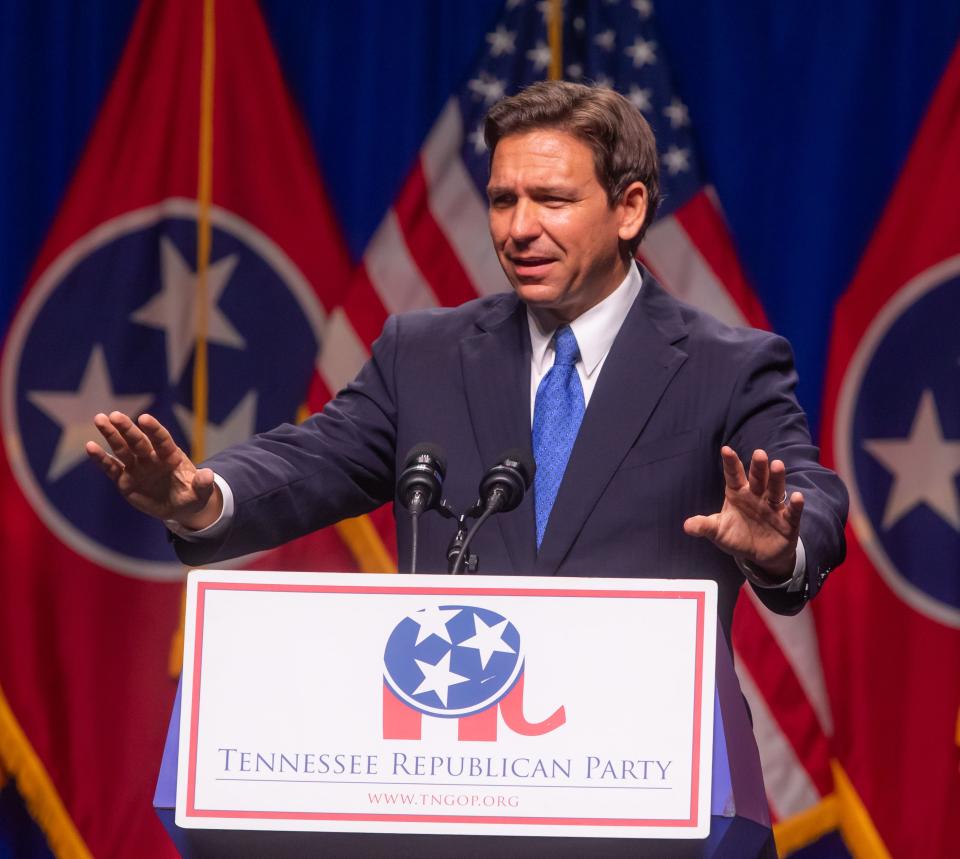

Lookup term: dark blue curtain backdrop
[1,4,960,851]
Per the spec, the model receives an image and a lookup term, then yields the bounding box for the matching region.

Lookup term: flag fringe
[773,793,839,855]
[830,759,893,859]
[335,515,397,573]
[0,684,92,858]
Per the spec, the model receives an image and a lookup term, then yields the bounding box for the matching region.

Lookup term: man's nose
[509,199,541,244]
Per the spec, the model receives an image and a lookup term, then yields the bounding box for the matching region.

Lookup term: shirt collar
[527,261,643,376]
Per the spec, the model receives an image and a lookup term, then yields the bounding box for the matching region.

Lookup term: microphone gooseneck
[451,449,535,575]
[398,443,447,573]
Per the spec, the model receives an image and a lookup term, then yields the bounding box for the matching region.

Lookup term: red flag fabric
[0,1,352,856]
[818,39,960,858]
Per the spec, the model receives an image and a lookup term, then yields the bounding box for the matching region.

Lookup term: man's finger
[784,491,804,530]
[85,440,124,481]
[138,413,182,463]
[767,459,787,507]
[683,514,719,541]
[748,449,769,496]
[93,412,135,467]
[110,411,156,459]
[720,446,748,491]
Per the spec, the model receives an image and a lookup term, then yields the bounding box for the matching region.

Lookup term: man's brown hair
[484,80,661,250]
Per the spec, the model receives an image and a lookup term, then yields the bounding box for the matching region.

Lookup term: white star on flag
[486,25,517,57]
[593,29,616,52]
[625,36,657,68]
[526,41,551,72]
[27,345,153,482]
[409,606,462,646]
[633,0,653,19]
[173,390,258,458]
[628,85,653,113]
[467,73,506,105]
[413,651,469,707]
[459,615,516,670]
[130,236,246,384]
[468,124,487,154]
[663,97,690,128]
[566,63,584,79]
[663,145,691,175]
[863,389,960,531]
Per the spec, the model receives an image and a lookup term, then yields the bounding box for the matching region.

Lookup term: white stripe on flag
[745,588,835,737]
[318,307,369,396]
[642,215,747,327]
[735,660,823,819]
[421,100,509,297]
[365,210,438,314]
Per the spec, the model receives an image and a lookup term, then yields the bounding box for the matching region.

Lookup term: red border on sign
[184,581,707,829]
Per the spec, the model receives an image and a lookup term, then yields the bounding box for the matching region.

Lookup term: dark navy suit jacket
[174,271,847,639]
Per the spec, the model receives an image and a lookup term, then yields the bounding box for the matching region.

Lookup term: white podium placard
[176,570,716,839]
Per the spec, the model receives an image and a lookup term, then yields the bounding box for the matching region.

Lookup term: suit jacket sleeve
[724,331,848,614]
[171,316,402,567]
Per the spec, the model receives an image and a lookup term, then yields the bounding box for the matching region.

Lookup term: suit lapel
[534,276,690,574]
[460,296,537,574]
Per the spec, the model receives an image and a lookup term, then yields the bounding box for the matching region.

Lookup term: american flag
[307,0,834,843]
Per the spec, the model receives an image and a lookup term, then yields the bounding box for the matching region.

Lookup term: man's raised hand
[683,446,804,580]
[85,411,222,530]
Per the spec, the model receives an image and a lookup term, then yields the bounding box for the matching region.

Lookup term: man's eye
[491,196,515,207]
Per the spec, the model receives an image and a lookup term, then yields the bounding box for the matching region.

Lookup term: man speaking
[86,82,847,637]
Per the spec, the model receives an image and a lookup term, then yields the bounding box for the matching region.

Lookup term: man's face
[487,129,644,325]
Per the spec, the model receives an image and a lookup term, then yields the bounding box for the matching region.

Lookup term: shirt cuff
[164,473,235,542]
[738,537,806,593]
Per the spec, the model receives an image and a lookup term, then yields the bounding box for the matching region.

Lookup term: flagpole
[548,0,562,81]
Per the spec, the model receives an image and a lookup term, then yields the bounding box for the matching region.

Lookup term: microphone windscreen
[493,448,535,486]
[403,442,447,477]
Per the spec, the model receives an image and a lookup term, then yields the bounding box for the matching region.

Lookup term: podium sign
[176,571,717,839]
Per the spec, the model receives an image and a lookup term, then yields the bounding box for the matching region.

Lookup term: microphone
[478,448,534,514]
[398,443,446,574]
[451,449,535,575]
[398,443,446,516]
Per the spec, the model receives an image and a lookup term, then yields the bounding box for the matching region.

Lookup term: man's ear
[616,181,648,244]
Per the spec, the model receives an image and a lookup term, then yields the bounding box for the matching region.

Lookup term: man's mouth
[509,256,556,278]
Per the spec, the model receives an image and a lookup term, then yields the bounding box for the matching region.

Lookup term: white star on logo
[526,41,551,73]
[408,606,462,646]
[130,236,246,384]
[863,389,960,531]
[662,145,691,175]
[625,36,657,68]
[628,85,653,113]
[458,615,515,670]
[412,651,469,707]
[27,345,153,482]
[173,389,258,458]
[663,97,690,129]
[486,25,516,57]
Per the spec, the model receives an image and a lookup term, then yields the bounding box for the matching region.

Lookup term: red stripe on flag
[394,160,481,308]
[340,268,390,349]
[673,192,771,330]
[733,596,833,797]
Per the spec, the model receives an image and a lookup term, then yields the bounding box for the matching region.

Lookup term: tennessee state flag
[817,39,960,858]
[0,1,353,856]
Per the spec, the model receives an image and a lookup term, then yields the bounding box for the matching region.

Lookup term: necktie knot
[553,325,580,366]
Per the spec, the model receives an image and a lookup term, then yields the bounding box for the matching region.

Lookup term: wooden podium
[154,571,774,857]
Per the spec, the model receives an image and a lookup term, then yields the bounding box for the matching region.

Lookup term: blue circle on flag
[383,605,523,717]
[9,204,322,579]
[850,272,960,612]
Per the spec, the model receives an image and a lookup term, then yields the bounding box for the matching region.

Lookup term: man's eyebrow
[486,184,575,197]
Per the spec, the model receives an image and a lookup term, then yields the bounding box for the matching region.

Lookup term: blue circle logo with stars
[383,605,523,718]
[2,199,326,581]
[836,256,960,627]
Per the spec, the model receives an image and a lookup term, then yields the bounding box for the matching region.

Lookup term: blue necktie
[532,325,585,548]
